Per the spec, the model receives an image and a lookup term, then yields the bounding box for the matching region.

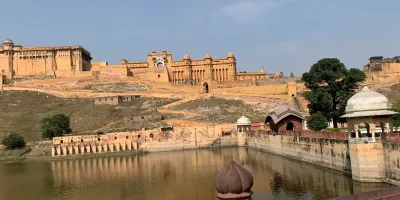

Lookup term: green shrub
[41,114,72,139]
[392,102,400,127]
[307,112,328,131]
[1,133,26,149]
[326,128,341,132]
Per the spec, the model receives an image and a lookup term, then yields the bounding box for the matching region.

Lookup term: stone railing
[348,137,381,143]
[382,131,400,143]
[245,130,348,140]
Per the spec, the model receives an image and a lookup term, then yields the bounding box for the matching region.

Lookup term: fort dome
[183,54,191,60]
[237,116,251,126]
[162,49,166,52]
[3,39,13,44]
[151,50,156,53]
[227,52,234,57]
[342,86,397,118]
[215,160,253,199]
[204,53,211,59]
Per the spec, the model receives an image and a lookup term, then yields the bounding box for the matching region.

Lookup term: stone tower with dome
[341,86,397,142]
[236,116,251,147]
[341,86,398,183]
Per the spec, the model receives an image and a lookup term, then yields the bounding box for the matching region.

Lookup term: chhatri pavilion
[341,86,398,142]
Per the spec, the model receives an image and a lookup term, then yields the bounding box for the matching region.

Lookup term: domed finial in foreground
[215,161,253,199]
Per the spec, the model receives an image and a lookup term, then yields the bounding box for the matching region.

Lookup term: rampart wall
[246,134,352,172]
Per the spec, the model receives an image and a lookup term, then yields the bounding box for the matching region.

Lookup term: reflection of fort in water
[50,148,388,199]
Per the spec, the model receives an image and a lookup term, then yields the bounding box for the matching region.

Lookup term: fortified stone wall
[364,56,400,84]
[246,135,351,172]
[213,83,304,96]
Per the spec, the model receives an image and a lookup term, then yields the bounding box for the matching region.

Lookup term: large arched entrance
[203,82,209,93]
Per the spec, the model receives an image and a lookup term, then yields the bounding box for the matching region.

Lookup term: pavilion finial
[361,86,370,92]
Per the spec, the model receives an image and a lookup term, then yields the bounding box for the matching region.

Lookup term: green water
[0,147,393,200]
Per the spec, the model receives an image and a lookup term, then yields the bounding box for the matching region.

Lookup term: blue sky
[1,0,399,76]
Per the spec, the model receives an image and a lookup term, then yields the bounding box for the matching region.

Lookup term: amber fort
[0,39,287,88]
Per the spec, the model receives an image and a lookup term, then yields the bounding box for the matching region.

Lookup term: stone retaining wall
[246,134,351,172]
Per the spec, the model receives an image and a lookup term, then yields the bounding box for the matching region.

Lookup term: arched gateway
[265,105,304,133]
[202,82,209,93]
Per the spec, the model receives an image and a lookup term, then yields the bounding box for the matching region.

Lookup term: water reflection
[0,147,393,200]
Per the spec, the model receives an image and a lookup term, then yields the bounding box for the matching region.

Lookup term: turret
[2,39,14,76]
[227,52,237,81]
[183,54,192,81]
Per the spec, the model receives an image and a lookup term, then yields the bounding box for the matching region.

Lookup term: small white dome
[342,86,397,118]
[237,116,251,126]
[346,86,389,113]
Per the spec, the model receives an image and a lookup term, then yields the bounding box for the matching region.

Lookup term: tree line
[2,114,71,149]
[302,58,400,131]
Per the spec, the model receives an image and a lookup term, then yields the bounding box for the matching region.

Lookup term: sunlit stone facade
[0,39,92,79]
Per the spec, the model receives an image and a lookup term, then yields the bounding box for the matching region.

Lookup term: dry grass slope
[170,97,265,123]
[81,82,151,92]
[0,91,178,142]
[375,83,400,102]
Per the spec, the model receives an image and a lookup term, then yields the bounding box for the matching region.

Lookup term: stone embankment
[246,134,351,173]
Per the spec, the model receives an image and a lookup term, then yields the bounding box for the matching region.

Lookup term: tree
[1,133,25,149]
[41,114,72,139]
[302,58,366,128]
[307,112,328,131]
[392,102,400,128]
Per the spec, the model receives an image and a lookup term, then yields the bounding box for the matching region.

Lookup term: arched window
[286,122,294,131]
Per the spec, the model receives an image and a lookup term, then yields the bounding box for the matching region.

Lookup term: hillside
[170,97,267,123]
[0,91,178,142]
[374,83,400,102]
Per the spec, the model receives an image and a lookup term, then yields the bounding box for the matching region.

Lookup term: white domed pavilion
[341,86,398,142]
[237,116,251,134]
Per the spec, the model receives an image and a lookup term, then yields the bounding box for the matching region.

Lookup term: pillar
[90,144,96,153]
[51,146,55,156]
[103,144,108,152]
[61,146,67,156]
[68,146,73,155]
[347,123,353,139]
[97,145,102,153]
[85,145,91,153]
[349,142,385,182]
[74,146,79,155]
[127,142,132,150]
[121,143,126,151]
[370,123,376,142]
[80,145,85,154]
[354,124,359,139]
[238,130,246,147]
